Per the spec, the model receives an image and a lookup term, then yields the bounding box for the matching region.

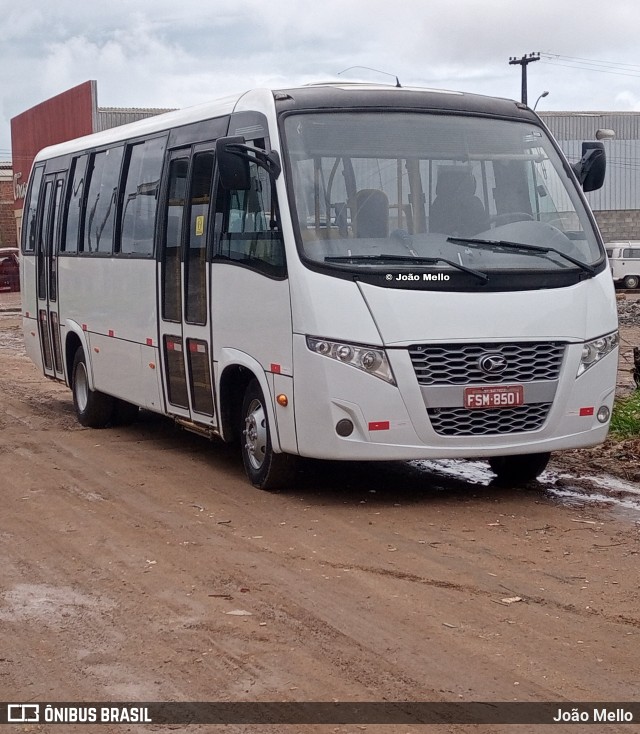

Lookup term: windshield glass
[282,112,603,277]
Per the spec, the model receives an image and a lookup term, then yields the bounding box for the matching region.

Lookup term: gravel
[617,294,640,326]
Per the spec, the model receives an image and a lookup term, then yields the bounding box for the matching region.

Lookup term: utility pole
[508,52,541,106]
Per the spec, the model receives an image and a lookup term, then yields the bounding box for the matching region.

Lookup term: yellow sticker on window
[195,215,205,236]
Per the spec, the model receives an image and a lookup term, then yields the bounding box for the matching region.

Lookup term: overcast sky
[3,0,640,160]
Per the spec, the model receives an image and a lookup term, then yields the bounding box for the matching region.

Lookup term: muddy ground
[0,293,638,734]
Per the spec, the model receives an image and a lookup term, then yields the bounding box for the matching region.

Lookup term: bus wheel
[488,452,551,485]
[241,379,296,490]
[623,275,639,289]
[72,347,115,428]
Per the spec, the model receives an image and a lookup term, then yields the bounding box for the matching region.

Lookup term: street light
[533,91,549,110]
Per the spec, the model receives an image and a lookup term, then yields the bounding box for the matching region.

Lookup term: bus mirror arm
[572,141,606,192]
[216,135,281,191]
[227,144,282,180]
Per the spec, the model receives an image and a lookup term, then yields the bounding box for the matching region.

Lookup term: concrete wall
[594,209,640,243]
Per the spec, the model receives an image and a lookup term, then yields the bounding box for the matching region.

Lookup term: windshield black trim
[298,256,600,292]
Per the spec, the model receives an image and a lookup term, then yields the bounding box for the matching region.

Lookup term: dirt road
[0,303,639,733]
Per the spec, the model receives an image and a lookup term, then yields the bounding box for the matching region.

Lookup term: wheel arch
[217,349,280,451]
[64,322,92,389]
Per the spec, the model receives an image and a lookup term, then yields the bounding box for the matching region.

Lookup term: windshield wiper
[446,236,596,275]
[324,254,489,283]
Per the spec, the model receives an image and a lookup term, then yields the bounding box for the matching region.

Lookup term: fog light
[597,406,610,423]
[336,419,354,437]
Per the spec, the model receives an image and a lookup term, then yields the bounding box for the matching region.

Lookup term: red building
[10,80,172,245]
[0,162,15,247]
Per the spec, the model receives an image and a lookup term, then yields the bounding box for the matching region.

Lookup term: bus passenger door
[158,147,217,427]
[36,173,66,380]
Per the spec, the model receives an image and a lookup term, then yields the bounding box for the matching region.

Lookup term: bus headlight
[306,337,396,385]
[577,331,619,376]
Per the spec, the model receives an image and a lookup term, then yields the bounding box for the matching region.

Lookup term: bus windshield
[283,112,603,278]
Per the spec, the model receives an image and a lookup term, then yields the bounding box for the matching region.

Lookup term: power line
[540,54,640,79]
[540,60,640,79]
[542,53,640,72]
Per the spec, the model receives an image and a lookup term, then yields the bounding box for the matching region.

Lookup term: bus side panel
[23,316,44,371]
[58,256,162,408]
[21,254,43,369]
[210,265,296,452]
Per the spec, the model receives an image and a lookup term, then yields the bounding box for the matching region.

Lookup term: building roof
[96,106,177,133]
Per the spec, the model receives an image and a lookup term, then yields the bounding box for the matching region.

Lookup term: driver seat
[353,189,389,238]
[430,168,489,236]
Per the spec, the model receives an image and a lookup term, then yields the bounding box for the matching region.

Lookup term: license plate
[464,385,524,410]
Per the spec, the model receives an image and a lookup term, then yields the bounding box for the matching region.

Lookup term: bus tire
[623,275,639,289]
[488,452,551,484]
[240,379,296,490]
[72,347,114,428]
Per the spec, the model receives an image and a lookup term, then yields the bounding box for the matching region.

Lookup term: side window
[61,155,88,254]
[162,157,189,322]
[49,179,64,301]
[22,165,44,253]
[37,181,54,298]
[119,137,166,256]
[215,146,286,279]
[185,151,214,324]
[83,146,124,254]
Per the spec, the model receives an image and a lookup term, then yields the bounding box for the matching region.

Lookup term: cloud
[2,0,640,157]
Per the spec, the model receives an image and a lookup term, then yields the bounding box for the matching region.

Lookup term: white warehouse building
[540,111,640,243]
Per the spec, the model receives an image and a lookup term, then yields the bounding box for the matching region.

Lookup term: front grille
[428,403,550,436]
[409,342,565,386]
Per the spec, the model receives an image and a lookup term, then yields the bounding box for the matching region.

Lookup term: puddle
[410,459,640,514]
[545,471,640,513]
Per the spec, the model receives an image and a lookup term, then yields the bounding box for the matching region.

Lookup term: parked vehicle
[0,247,19,292]
[20,83,617,489]
[605,241,640,288]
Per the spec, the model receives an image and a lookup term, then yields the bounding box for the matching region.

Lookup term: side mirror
[572,141,606,192]
[216,136,251,190]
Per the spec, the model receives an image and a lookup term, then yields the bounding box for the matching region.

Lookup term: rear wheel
[72,347,114,428]
[623,274,639,289]
[241,379,296,490]
[488,452,551,484]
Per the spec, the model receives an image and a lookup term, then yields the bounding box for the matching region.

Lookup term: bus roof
[32,83,535,163]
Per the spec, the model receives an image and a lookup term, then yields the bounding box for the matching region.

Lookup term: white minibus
[21,83,618,489]
[605,242,640,289]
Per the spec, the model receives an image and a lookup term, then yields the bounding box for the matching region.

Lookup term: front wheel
[72,347,114,428]
[623,274,639,289]
[241,379,296,490]
[488,452,551,485]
